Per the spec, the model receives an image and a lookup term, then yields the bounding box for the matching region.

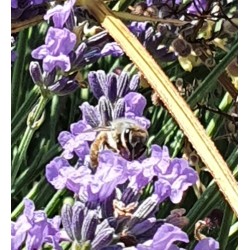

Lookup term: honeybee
[85,118,149,168]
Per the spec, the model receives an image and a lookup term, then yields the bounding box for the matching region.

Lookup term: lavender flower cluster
[11,0,227,249]
[12,70,219,249]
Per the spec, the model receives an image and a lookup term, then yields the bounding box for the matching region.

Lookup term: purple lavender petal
[12,198,61,250]
[26,213,48,250]
[124,92,146,116]
[44,0,76,28]
[45,157,74,190]
[23,198,36,219]
[154,158,198,203]
[151,145,170,175]
[86,151,129,202]
[32,27,76,73]
[100,42,124,57]
[42,54,71,73]
[194,237,220,250]
[137,223,189,250]
[11,215,32,250]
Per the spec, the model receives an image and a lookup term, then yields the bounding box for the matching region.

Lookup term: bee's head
[123,127,148,160]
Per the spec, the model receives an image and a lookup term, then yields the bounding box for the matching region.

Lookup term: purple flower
[32,27,76,73]
[194,238,220,250]
[135,223,189,250]
[100,42,124,57]
[45,156,92,193]
[127,145,170,191]
[44,0,76,28]
[80,151,129,202]
[57,120,95,159]
[61,202,115,248]
[124,92,150,129]
[11,198,61,250]
[154,158,198,203]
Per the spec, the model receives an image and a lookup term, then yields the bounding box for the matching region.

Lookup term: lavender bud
[29,61,43,86]
[43,68,56,86]
[127,196,158,229]
[69,43,85,65]
[61,204,74,241]
[72,202,85,242]
[106,73,118,103]
[81,102,100,127]
[96,217,117,235]
[88,71,105,99]
[91,228,115,250]
[82,49,101,65]
[96,70,108,97]
[48,75,79,96]
[129,217,156,236]
[113,98,125,119]
[98,96,113,126]
[138,220,165,241]
[65,11,75,31]
[85,31,110,47]
[101,191,116,218]
[81,210,98,242]
[129,74,140,91]
[121,188,140,205]
[117,72,130,98]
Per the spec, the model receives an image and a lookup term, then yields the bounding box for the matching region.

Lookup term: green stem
[11,180,42,220]
[11,29,29,116]
[44,189,66,215]
[11,86,40,145]
[11,95,49,187]
[218,203,234,250]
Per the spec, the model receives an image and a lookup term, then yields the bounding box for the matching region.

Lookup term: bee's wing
[82,126,114,133]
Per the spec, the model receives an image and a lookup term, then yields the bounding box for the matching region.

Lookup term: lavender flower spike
[44,0,76,28]
[32,27,76,73]
[11,198,61,250]
[61,201,115,249]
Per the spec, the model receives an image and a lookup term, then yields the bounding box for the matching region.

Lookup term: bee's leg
[90,132,107,168]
